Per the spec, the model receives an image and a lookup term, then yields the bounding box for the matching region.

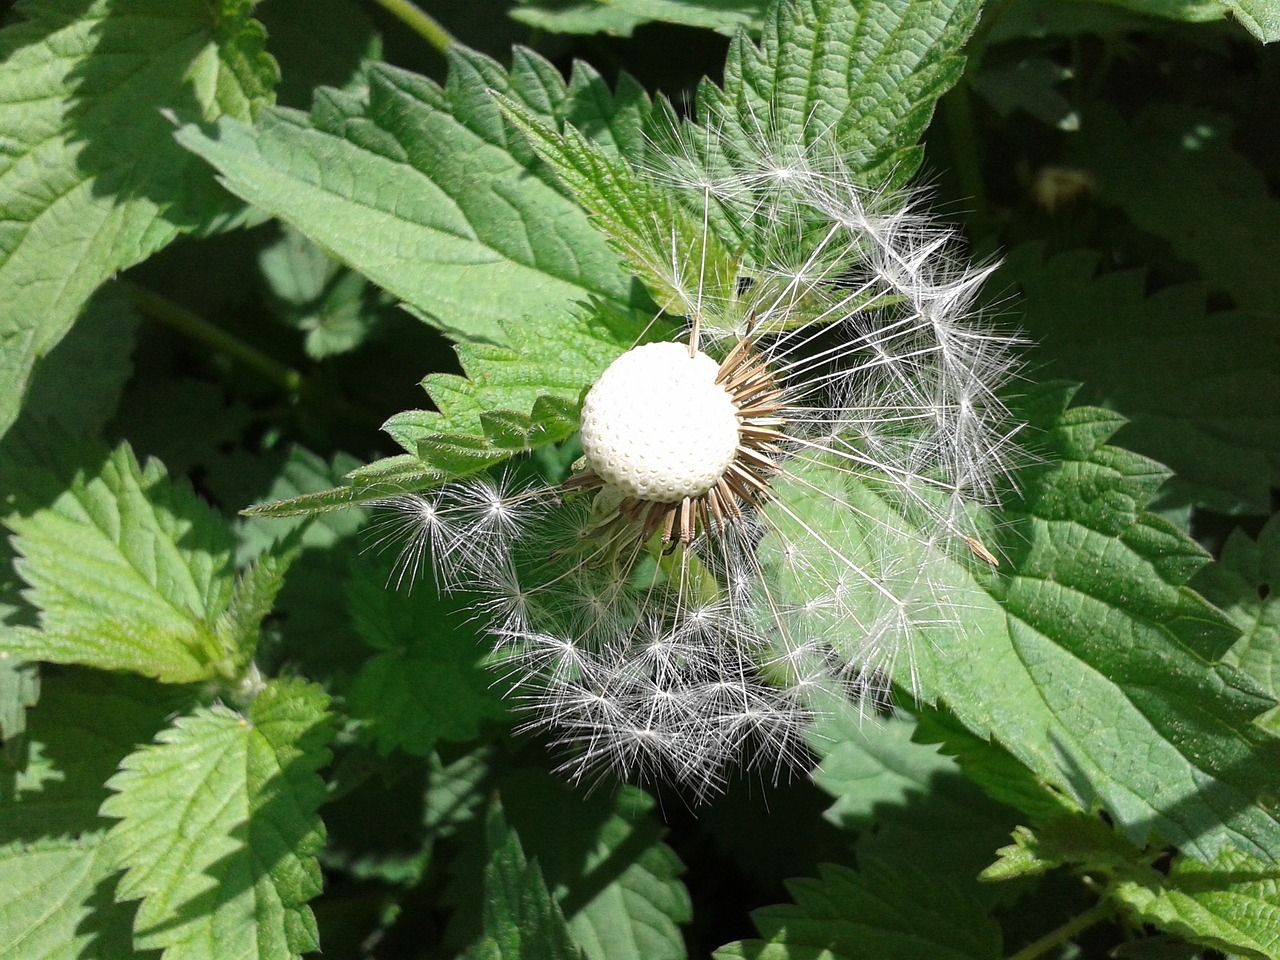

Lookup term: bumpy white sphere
[580,342,740,503]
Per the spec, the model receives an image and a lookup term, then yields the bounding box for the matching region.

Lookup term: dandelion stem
[1004,901,1111,960]
[368,0,455,56]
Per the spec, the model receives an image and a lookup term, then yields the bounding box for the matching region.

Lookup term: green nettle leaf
[0,669,186,960]
[235,447,368,559]
[935,392,1280,862]
[0,523,34,745]
[1222,0,1280,40]
[234,449,376,690]
[345,555,508,755]
[1192,515,1280,699]
[12,285,141,439]
[714,858,1002,960]
[1084,0,1230,24]
[0,0,277,440]
[447,772,691,960]
[1091,0,1280,39]
[983,822,1127,886]
[777,387,1280,862]
[496,92,739,320]
[258,225,390,360]
[916,706,1156,885]
[0,286,153,736]
[978,801,1280,960]
[246,0,984,520]
[1001,246,1280,516]
[815,707,997,829]
[214,545,297,665]
[0,657,39,743]
[175,48,641,347]
[699,0,983,184]
[0,440,259,683]
[387,299,655,481]
[811,706,1021,905]
[1111,848,1280,960]
[466,801,585,960]
[1072,104,1280,315]
[180,45,673,516]
[246,301,653,518]
[509,0,768,37]
[100,679,333,960]
[913,706,1116,838]
[0,837,149,960]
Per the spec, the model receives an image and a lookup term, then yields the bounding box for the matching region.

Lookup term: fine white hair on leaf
[374,102,1024,801]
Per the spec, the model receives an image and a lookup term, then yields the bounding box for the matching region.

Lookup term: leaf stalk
[368,0,456,56]
[123,281,370,428]
[1004,900,1111,960]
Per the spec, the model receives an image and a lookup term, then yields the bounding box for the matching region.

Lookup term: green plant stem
[124,281,369,428]
[941,82,993,243]
[126,282,304,394]
[369,0,455,56]
[1004,901,1111,960]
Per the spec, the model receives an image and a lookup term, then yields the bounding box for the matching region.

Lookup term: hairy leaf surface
[714,858,1001,960]
[510,0,767,36]
[0,670,182,960]
[1193,515,1280,699]
[466,802,584,960]
[1,441,245,682]
[1112,848,1280,960]
[189,48,669,516]
[448,772,690,960]
[100,679,333,960]
[0,0,276,440]
[1223,0,1280,40]
[928,392,1280,861]
[1002,247,1280,516]
[774,388,1280,862]
[176,50,641,346]
[496,92,738,320]
[700,0,983,183]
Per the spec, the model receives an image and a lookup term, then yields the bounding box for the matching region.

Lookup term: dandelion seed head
[376,99,1026,800]
[580,342,740,503]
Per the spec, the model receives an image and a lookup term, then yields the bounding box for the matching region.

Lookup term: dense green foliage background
[1,1,1278,958]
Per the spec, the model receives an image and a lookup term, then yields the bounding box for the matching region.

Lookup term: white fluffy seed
[580,342,740,502]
